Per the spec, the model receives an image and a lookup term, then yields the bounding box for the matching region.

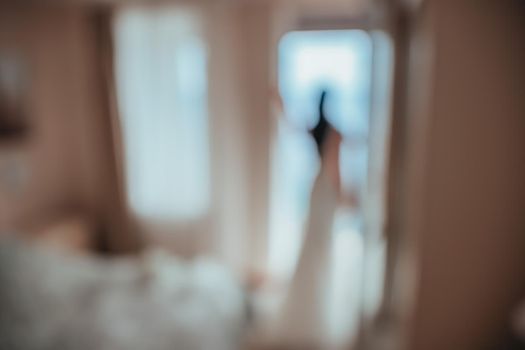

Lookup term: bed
[0,223,248,350]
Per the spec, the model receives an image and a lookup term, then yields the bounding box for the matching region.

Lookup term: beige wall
[401,1,525,349]
[0,5,118,240]
[205,2,272,274]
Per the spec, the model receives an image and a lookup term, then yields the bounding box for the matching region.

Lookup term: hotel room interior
[0,0,524,349]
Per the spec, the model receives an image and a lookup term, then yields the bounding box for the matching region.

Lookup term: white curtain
[114,6,210,225]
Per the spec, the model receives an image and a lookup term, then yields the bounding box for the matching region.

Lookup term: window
[269,30,372,279]
[114,6,209,223]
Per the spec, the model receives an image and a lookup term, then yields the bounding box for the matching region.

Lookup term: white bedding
[0,239,246,350]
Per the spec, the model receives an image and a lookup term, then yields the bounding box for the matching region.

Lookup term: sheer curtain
[111,4,272,273]
[113,6,210,228]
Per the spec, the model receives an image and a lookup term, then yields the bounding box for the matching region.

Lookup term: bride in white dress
[276,90,349,347]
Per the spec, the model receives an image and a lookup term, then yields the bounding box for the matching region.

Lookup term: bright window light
[269,30,372,278]
[114,7,210,222]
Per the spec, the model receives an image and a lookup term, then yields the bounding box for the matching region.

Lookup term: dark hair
[310,89,331,157]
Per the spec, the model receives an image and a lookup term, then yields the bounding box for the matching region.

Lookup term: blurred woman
[277,90,346,347]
